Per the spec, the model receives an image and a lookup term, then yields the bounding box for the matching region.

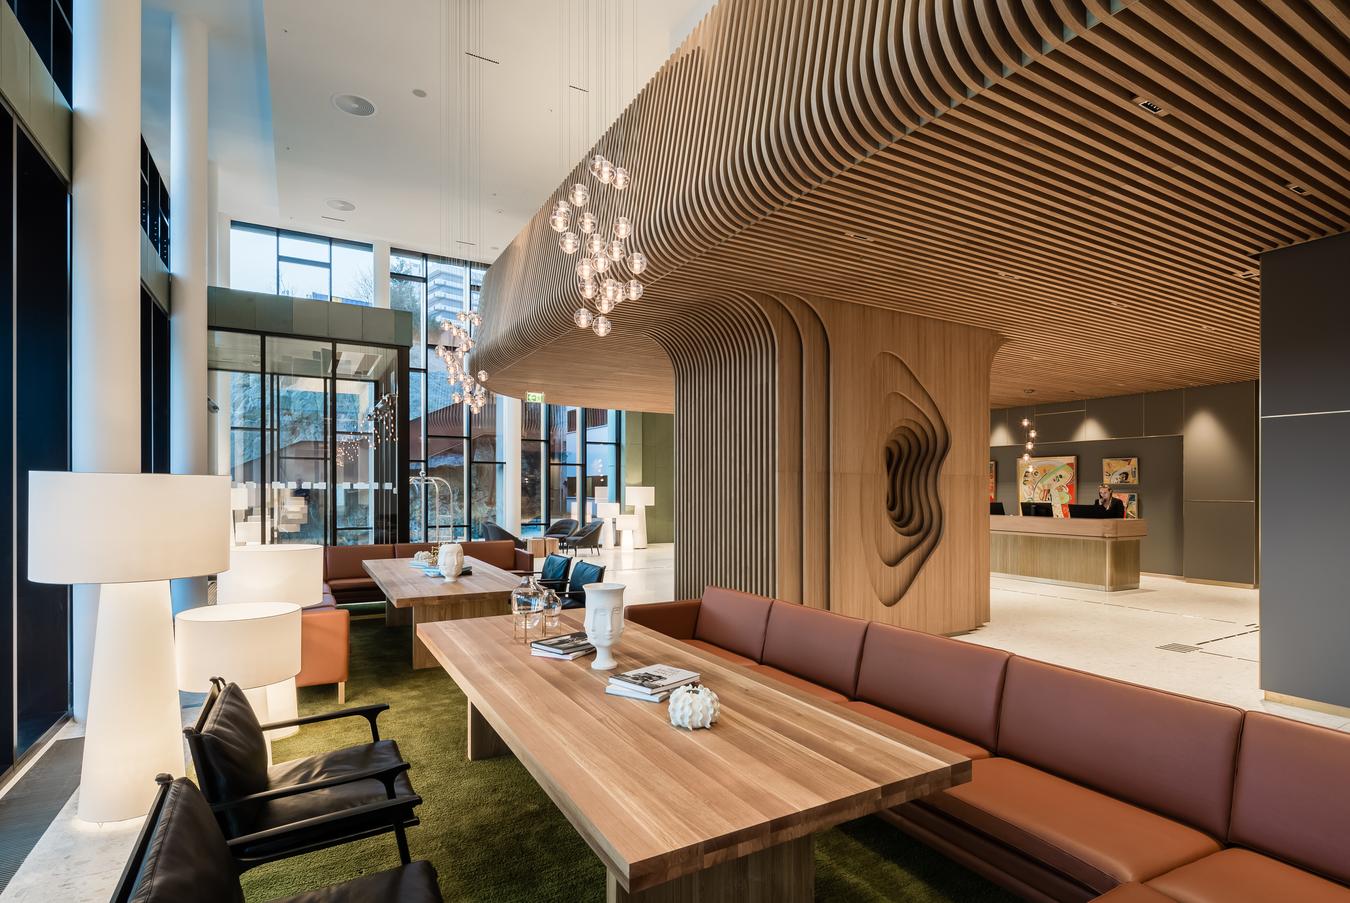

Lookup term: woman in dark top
[1095,483,1126,518]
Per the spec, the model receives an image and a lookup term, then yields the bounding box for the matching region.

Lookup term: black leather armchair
[112,774,442,903]
[183,679,421,870]
[561,559,606,609]
[537,553,572,592]
[544,518,578,539]
[481,521,526,550]
[560,519,604,554]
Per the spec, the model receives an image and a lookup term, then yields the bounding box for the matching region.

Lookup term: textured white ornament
[668,684,720,730]
[436,543,464,577]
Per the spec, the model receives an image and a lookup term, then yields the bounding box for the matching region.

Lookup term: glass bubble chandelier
[550,153,648,337]
[435,308,489,413]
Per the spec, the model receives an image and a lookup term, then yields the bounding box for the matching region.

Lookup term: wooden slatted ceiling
[474,0,1349,409]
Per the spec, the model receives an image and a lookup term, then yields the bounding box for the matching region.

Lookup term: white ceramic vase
[583,582,626,670]
[437,542,464,577]
[668,684,720,730]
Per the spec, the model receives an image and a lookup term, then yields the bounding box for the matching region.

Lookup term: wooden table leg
[411,597,511,669]
[606,835,814,902]
[467,702,512,761]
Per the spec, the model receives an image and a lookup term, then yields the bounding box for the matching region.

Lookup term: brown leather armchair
[298,597,349,703]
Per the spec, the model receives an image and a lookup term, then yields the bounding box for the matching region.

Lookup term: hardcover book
[609,664,700,694]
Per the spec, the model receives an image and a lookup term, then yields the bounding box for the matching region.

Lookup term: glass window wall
[229,223,374,305]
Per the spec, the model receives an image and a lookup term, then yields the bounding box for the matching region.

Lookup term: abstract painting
[1102,456,1139,485]
[988,460,996,502]
[1019,455,1077,515]
[1112,491,1139,518]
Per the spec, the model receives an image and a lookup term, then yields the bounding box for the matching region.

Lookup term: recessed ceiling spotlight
[326,198,356,212]
[997,270,1021,281]
[1200,324,1215,332]
[1235,269,1259,281]
[332,93,376,117]
[1132,95,1168,117]
[412,88,428,98]
[1023,388,1036,395]
[842,231,872,242]
[1285,181,1311,196]
[1109,300,1124,308]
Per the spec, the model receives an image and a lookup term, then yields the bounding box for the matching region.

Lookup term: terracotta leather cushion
[460,540,516,571]
[195,683,270,837]
[685,639,757,666]
[324,544,392,580]
[845,701,991,761]
[1148,848,1350,903]
[758,600,868,697]
[854,622,1009,751]
[1228,712,1350,886]
[692,586,774,662]
[923,757,1220,893]
[127,778,244,903]
[298,606,350,687]
[1092,884,1177,902]
[625,599,702,639]
[749,665,848,703]
[394,543,437,559]
[240,739,418,858]
[325,577,378,592]
[997,657,1242,839]
[273,860,443,903]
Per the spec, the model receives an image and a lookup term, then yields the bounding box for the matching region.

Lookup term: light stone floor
[6,554,1346,900]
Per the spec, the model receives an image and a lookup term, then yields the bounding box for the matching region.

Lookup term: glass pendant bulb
[578,279,598,300]
[606,239,625,262]
[452,391,463,404]
[596,295,616,315]
[627,251,648,275]
[578,211,598,234]
[559,231,580,254]
[568,183,590,206]
[589,154,608,179]
[612,166,630,190]
[576,258,595,280]
[1022,453,1031,462]
[573,307,594,329]
[592,315,612,337]
[585,234,605,256]
[602,278,622,302]
[477,370,488,383]
[597,159,615,184]
[591,253,610,274]
[553,198,571,214]
[548,211,569,233]
[626,280,643,301]
[1028,429,1037,438]
[613,216,633,239]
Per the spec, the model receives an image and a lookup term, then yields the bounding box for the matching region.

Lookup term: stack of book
[530,632,594,660]
[606,664,701,703]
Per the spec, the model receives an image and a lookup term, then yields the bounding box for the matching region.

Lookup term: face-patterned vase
[583,582,626,669]
[437,542,464,577]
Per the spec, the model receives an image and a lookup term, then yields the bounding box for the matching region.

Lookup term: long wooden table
[363,556,519,669]
[417,614,970,902]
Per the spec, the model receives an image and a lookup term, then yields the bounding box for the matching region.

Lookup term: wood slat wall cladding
[474,0,1348,622]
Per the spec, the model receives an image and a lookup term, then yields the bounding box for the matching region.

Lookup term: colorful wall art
[988,460,996,502]
[1103,456,1139,485]
[1112,491,1139,518]
[1019,455,1077,515]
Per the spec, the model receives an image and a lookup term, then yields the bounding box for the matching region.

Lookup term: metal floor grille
[1157,643,1201,653]
[0,738,83,892]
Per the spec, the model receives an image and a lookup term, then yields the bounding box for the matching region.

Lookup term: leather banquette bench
[627,588,1350,903]
[322,540,532,604]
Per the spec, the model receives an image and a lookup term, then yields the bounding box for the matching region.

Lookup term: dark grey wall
[992,381,1257,583]
[1260,230,1350,709]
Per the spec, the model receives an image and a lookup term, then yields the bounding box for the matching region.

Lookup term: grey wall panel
[1086,393,1144,441]
[1034,409,1087,443]
[1183,501,1257,585]
[1184,381,1257,503]
[1260,232,1350,418]
[1259,411,1350,707]
[989,409,1016,447]
[1144,389,1184,436]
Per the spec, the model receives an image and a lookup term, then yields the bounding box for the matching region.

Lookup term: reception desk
[990,515,1147,591]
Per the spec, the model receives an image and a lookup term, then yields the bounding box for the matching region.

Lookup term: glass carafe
[511,576,546,642]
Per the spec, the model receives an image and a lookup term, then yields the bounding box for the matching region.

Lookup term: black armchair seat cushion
[236,741,418,858]
[274,860,441,903]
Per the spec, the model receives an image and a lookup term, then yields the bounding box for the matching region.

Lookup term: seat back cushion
[854,623,1010,750]
[692,587,775,663]
[324,544,392,580]
[760,601,868,697]
[128,778,243,903]
[1229,712,1350,885]
[997,657,1243,839]
[194,683,269,835]
[541,554,571,584]
[461,539,516,570]
[394,542,437,559]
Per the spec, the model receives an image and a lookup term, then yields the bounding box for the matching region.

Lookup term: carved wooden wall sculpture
[473,0,1347,630]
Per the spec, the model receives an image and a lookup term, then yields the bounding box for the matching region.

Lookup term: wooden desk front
[990,515,1148,591]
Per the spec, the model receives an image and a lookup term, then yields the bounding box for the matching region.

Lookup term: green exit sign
[525,391,545,404]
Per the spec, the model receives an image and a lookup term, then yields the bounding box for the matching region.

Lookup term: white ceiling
[143,0,714,265]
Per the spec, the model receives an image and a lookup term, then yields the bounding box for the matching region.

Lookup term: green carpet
[241,620,1016,902]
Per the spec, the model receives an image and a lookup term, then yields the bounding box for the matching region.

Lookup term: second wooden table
[362,556,520,669]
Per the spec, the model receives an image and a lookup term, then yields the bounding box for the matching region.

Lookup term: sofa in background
[627,589,1350,903]
[322,541,532,605]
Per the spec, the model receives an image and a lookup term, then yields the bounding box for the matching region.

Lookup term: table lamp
[624,486,655,549]
[216,544,322,738]
[175,602,302,760]
[27,471,229,823]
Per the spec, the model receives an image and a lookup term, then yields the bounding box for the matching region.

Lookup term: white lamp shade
[28,472,230,584]
[175,602,301,692]
[625,486,655,507]
[217,544,323,608]
[595,502,622,518]
[614,514,640,530]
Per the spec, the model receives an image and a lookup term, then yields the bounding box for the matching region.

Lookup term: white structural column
[498,395,522,534]
[169,15,211,613]
[70,0,143,722]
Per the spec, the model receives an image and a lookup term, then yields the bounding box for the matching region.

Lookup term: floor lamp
[27,471,229,823]
[624,486,655,549]
[216,544,323,740]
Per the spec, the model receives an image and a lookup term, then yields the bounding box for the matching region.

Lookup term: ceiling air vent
[1286,182,1311,196]
[1132,96,1168,117]
[1236,269,1259,281]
